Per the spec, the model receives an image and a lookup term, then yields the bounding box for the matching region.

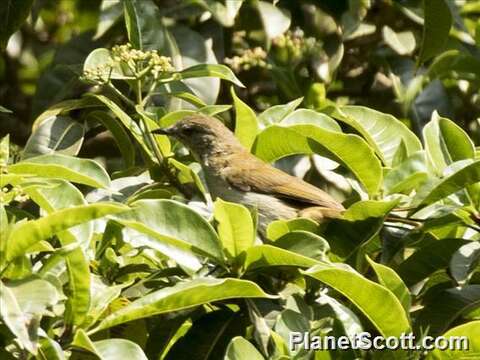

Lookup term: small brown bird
[153,115,344,235]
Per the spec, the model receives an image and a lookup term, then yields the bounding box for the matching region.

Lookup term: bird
[153,115,345,236]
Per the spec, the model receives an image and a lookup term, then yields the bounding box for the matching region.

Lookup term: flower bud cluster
[82,43,174,83]
[1,186,29,203]
[272,29,322,65]
[224,47,270,72]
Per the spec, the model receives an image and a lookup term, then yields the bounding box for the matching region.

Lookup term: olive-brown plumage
[153,115,344,234]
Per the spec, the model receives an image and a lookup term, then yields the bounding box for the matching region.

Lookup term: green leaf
[87,110,136,168]
[38,337,65,360]
[231,87,258,150]
[0,105,12,113]
[383,151,429,195]
[450,242,480,286]
[6,202,127,261]
[91,278,274,332]
[22,116,84,159]
[0,134,10,167]
[241,245,319,272]
[427,50,480,79]
[397,238,469,287]
[414,160,480,208]
[382,26,416,55]
[274,230,329,261]
[281,109,341,132]
[225,337,264,360]
[0,280,37,354]
[32,97,99,131]
[256,1,291,40]
[112,199,224,270]
[303,263,411,337]
[418,0,453,65]
[0,0,34,49]
[8,154,111,189]
[416,285,480,336]
[88,94,154,159]
[94,0,123,40]
[423,112,476,175]
[73,329,148,360]
[165,309,243,360]
[258,98,303,126]
[122,0,165,50]
[254,125,382,195]
[366,256,411,312]
[214,198,255,259]
[24,180,93,325]
[330,105,422,167]
[178,64,244,88]
[266,218,318,241]
[191,0,243,27]
[426,321,480,359]
[343,199,399,221]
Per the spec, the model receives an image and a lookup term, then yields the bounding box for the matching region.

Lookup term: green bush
[0,1,479,359]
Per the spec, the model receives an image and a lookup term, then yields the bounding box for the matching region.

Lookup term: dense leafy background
[1,0,480,359]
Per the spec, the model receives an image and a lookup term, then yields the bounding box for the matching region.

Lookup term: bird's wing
[222,152,344,210]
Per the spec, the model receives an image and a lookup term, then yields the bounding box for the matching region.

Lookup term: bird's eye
[182,127,195,135]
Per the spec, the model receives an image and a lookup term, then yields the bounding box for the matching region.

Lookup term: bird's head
[152,115,242,159]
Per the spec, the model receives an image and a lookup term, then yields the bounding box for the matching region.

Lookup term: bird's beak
[151,127,172,135]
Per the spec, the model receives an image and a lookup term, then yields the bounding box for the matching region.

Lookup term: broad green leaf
[426,321,480,359]
[168,158,207,195]
[0,105,12,113]
[94,339,149,360]
[192,0,243,27]
[23,116,84,159]
[0,134,9,167]
[303,263,411,337]
[254,125,382,195]
[241,245,319,272]
[87,110,136,168]
[366,256,411,312]
[274,230,329,261]
[231,87,258,150]
[32,97,99,131]
[112,199,223,270]
[414,160,480,208]
[6,202,127,261]
[382,26,416,55]
[384,151,429,195]
[0,0,34,49]
[94,0,123,39]
[8,154,111,189]
[38,337,65,360]
[427,50,480,79]
[256,1,291,40]
[73,329,148,360]
[89,94,154,159]
[343,199,399,221]
[25,180,92,325]
[178,64,244,88]
[331,105,422,166]
[418,0,452,65]
[281,109,341,132]
[266,218,318,241]
[423,113,475,175]
[91,278,274,332]
[122,0,165,50]
[225,337,264,360]
[450,242,480,286]
[0,280,37,354]
[6,278,60,317]
[416,285,480,335]
[397,238,469,287]
[258,97,303,126]
[214,198,255,259]
[165,309,243,360]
